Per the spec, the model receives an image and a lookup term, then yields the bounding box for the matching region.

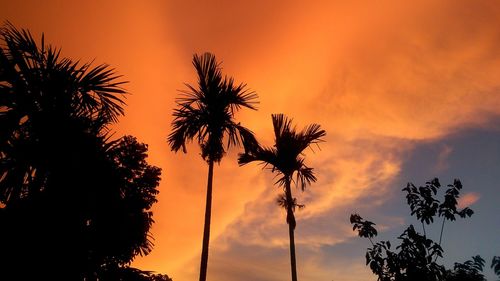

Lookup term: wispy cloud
[458,192,481,209]
[435,145,453,173]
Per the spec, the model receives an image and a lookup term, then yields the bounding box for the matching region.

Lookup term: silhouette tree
[350,178,475,281]
[238,114,326,281]
[0,21,126,205]
[446,255,486,281]
[168,52,258,281]
[0,23,163,280]
[444,255,500,281]
[99,265,173,281]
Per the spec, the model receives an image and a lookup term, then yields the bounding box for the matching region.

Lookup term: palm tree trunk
[288,219,298,281]
[285,178,298,281]
[199,160,214,281]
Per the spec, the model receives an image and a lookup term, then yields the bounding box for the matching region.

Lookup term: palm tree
[168,52,258,281]
[238,114,326,281]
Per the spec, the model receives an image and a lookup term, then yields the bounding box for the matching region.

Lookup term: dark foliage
[492,256,500,278]
[350,178,477,281]
[0,23,162,280]
[402,179,473,227]
[351,214,445,281]
[446,256,486,281]
[350,213,377,239]
[99,265,173,281]
[445,255,500,281]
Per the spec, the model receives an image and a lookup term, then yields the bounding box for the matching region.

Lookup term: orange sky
[2,1,500,280]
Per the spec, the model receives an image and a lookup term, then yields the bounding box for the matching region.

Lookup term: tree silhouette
[168,52,258,281]
[238,114,325,281]
[0,23,163,280]
[0,21,126,205]
[444,255,500,281]
[350,178,476,281]
[98,265,173,281]
[446,255,486,281]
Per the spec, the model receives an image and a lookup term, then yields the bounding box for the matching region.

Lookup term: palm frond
[222,77,258,114]
[76,63,127,123]
[192,52,223,99]
[272,113,295,144]
[296,123,326,153]
[295,162,317,191]
[168,104,206,153]
[277,194,305,211]
[1,21,41,62]
[225,121,259,153]
[238,146,277,167]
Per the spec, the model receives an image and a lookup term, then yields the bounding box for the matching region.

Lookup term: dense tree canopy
[0,22,163,280]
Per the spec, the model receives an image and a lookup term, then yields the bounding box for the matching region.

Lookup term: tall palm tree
[168,52,258,281]
[238,114,326,281]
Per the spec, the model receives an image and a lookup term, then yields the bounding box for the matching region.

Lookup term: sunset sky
[2,1,500,280]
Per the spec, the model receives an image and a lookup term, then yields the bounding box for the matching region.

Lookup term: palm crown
[238,114,326,190]
[168,52,258,162]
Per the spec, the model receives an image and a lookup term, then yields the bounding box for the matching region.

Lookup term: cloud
[435,145,454,173]
[458,192,481,209]
[181,137,404,281]
[310,3,500,140]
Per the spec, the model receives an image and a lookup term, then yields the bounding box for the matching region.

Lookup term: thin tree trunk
[434,217,446,262]
[285,178,298,281]
[288,220,298,281]
[438,217,445,246]
[199,160,214,281]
